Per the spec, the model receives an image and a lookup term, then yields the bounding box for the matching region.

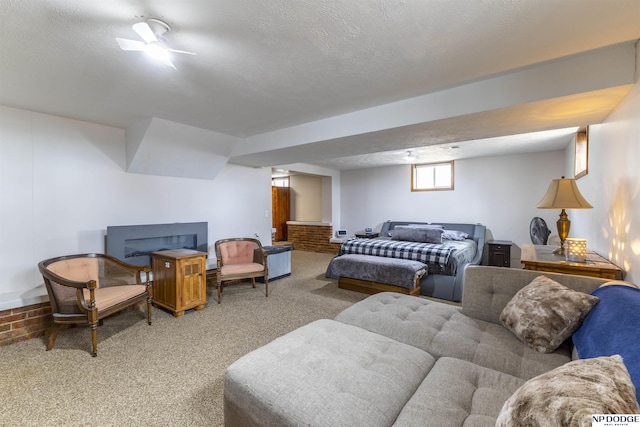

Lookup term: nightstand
[487,240,512,268]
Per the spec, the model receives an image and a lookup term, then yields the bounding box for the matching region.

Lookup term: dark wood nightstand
[487,240,512,268]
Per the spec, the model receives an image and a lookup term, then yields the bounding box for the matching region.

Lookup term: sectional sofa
[224,266,640,426]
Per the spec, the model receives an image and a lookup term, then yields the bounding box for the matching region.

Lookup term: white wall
[289,174,323,222]
[569,55,640,283]
[276,162,341,226]
[339,151,566,251]
[0,106,272,308]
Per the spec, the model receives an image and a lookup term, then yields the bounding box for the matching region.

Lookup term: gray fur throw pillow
[500,275,599,353]
[496,355,640,427]
[390,226,443,243]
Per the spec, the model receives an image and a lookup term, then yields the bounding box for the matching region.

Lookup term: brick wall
[287,224,341,254]
[0,302,52,347]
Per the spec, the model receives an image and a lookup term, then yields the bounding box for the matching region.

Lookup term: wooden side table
[152,249,208,317]
[520,244,624,280]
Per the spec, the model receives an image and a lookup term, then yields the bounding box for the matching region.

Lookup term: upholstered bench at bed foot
[334,292,572,380]
[328,254,427,296]
[224,319,436,427]
[393,357,525,427]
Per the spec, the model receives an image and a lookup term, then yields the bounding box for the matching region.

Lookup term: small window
[411,161,454,191]
[272,177,289,187]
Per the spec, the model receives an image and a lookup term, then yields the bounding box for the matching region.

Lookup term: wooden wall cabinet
[152,249,207,317]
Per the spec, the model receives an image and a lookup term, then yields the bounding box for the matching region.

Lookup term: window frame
[411,160,455,192]
[272,176,290,187]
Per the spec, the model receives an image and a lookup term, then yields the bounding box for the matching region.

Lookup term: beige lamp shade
[536,177,593,209]
[536,177,592,255]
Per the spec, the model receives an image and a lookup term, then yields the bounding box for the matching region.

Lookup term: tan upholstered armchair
[214,238,268,303]
[38,253,152,357]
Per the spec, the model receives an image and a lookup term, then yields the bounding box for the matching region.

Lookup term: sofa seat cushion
[335,292,571,380]
[393,357,525,427]
[224,319,436,427]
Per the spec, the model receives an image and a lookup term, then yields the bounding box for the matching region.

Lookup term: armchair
[215,238,268,303]
[38,253,152,357]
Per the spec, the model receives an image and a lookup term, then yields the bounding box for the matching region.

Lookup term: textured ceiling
[1,0,639,172]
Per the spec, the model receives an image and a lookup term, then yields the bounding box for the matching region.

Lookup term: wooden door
[272,187,290,241]
[180,257,205,309]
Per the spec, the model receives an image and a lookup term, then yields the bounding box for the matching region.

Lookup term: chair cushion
[220,241,256,265]
[47,257,100,287]
[220,263,265,275]
[335,292,571,380]
[83,285,147,311]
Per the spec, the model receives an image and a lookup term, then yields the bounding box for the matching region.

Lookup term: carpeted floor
[0,250,368,427]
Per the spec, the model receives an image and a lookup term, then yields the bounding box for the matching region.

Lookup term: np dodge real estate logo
[592,415,640,427]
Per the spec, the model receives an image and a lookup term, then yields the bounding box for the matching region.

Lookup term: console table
[520,244,624,280]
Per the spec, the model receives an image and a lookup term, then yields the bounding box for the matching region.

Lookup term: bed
[326,221,486,302]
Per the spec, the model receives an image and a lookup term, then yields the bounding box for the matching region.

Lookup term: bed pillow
[390,226,443,244]
[496,355,640,427]
[442,230,468,241]
[499,275,599,353]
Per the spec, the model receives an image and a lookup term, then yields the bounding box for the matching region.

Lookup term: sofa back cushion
[462,266,608,325]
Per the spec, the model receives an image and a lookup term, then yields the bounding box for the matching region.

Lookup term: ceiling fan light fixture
[116,18,195,69]
[403,150,416,161]
[144,41,171,61]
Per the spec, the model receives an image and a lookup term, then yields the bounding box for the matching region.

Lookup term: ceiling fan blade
[162,57,177,69]
[167,48,197,56]
[116,38,146,51]
[132,22,157,43]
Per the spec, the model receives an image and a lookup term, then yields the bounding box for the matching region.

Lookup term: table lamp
[536,176,592,255]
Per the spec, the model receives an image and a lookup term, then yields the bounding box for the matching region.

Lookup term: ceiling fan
[116,18,196,69]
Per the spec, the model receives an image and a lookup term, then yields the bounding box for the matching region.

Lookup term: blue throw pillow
[572,284,640,404]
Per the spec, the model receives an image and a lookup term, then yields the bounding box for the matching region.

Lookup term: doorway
[272,186,290,241]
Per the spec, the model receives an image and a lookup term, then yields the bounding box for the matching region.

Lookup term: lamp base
[555,209,570,257]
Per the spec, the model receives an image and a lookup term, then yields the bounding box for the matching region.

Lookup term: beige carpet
[0,251,368,427]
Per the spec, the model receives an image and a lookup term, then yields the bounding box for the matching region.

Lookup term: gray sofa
[224,266,638,426]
